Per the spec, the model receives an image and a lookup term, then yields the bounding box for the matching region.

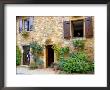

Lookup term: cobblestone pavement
[16,66,58,75]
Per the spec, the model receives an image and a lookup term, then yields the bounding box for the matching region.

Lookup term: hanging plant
[30,41,43,54]
[21,31,29,39]
[30,41,44,69]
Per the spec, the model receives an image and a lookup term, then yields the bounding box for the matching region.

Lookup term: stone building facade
[16,16,94,68]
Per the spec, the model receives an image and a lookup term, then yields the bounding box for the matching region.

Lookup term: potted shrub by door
[36,59,44,69]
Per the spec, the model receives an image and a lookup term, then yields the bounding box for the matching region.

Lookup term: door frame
[22,45,30,65]
[45,45,54,68]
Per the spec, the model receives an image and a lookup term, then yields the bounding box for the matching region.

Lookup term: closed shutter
[63,21,71,39]
[19,17,22,33]
[85,16,93,38]
[29,16,33,31]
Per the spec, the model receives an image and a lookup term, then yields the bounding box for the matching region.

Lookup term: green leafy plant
[73,40,85,50]
[52,44,61,60]
[30,41,43,55]
[58,51,94,74]
[36,59,44,69]
[29,61,38,69]
[60,47,69,56]
[52,44,69,60]
[30,41,43,68]
[50,62,59,71]
[16,46,22,66]
[21,31,29,39]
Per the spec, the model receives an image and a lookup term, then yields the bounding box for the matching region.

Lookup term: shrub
[36,59,44,65]
[73,40,85,50]
[52,44,61,60]
[58,51,94,74]
[50,62,58,68]
[16,46,22,66]
[36,59,44,69]
[60,47,69,56]
[30,41,43,65]
[52,44,69,60]
[21,31,29,39]
[50,62,59,71]
[29,62,37,69]
[30,41,43,55]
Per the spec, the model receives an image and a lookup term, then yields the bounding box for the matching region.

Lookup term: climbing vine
[30,41,44,68]
[52,44,69,61]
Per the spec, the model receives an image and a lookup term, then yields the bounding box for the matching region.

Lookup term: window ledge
[71,37,86,40]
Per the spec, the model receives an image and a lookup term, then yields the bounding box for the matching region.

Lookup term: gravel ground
[16,66,58,75]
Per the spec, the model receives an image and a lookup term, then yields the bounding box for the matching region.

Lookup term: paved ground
[16,66,58,75]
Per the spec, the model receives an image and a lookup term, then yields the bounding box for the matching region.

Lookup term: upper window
[24,19,29,31]
[19,16,33,33]
[71,20,83,38]
[63,16,93,40]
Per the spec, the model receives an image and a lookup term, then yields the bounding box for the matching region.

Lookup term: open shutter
[63,21,71,39]
[85,16,93,38]
[29,16,33,31]
[19,17,22,33]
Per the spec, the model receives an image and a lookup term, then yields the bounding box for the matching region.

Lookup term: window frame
[19,16,33,33]
[24,18,30,31]
[70,17,86,40]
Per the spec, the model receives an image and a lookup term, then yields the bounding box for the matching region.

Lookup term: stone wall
[16,16,94,66]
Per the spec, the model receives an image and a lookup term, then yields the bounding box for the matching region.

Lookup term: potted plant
[29,61,37,70]
[51,62,59,71]
[21,31,29,39]
[36,59,44,69]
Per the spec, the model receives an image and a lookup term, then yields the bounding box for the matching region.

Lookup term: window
[71,20,83,37]
[24,19,29,31]
[63,16,93,40]
[19,16,33,33]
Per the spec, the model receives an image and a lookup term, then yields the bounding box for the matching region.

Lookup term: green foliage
[29,57,44,69]
[30,41,43,55]
[50,62,59,71]
[60,47,69,56]
[36,59,44,66]
[52,44,60,54]
[69,51,88,62]
[52,44,69,60]
[30,41,43,67]
[52,44,62,60]
[21,31,29,38]
[73,40,85,50]
[58,51,94,74]
[16,46,22,66]
[29,62,38,69]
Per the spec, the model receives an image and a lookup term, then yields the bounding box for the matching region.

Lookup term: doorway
[46,45,54,67]
[23,45,30,65]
